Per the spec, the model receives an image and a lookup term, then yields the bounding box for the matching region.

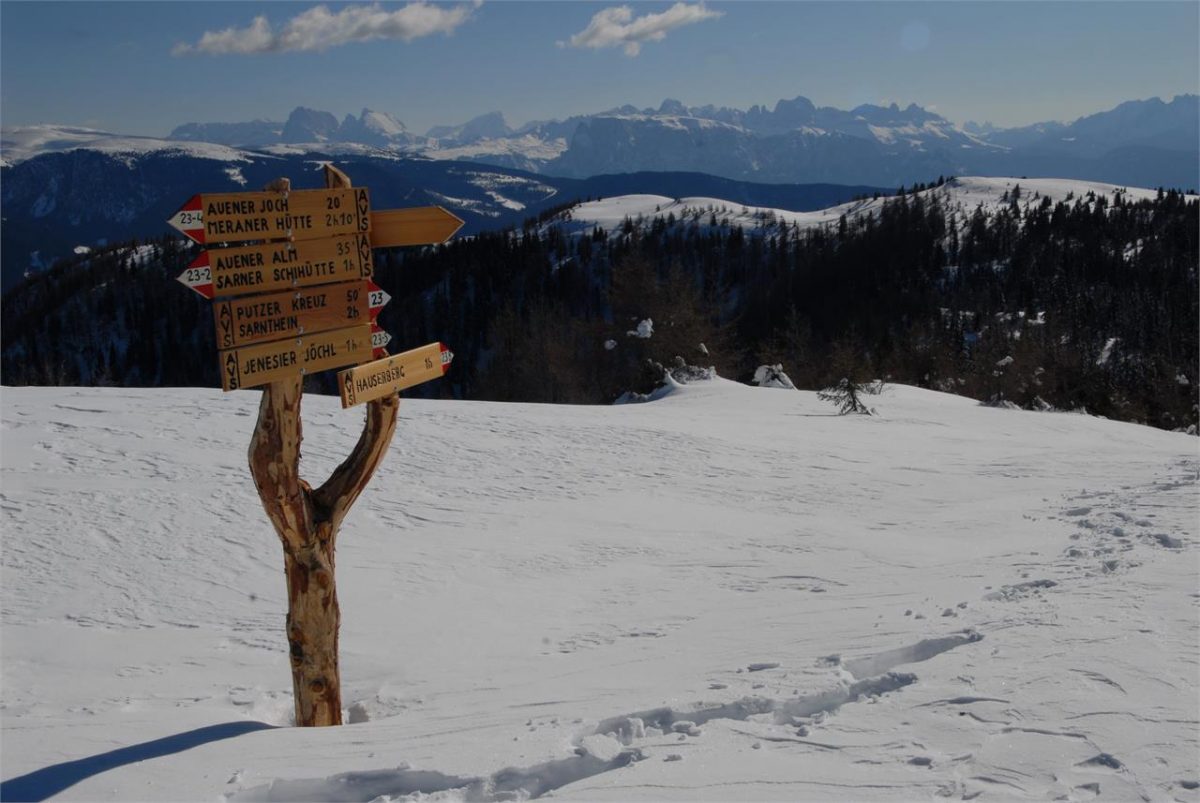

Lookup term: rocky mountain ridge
[5,93,1181,191]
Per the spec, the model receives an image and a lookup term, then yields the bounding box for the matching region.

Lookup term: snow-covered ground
[0,125,251,166]
[1,381,1197,801]
[423,134,569,164]
[559,178,1191,238]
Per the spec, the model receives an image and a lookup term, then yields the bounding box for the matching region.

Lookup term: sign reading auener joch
[169,188,371,245]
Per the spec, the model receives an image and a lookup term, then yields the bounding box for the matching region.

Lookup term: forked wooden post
[247,165,400,727]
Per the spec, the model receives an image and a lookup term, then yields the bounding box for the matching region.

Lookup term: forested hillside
[3,182,1196,432]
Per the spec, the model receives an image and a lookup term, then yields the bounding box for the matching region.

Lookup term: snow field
[560,177,1196,240]
[0,125,251,166]
[1,380,1197,801]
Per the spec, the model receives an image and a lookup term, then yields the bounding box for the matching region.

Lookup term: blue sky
[1,1,1197,136]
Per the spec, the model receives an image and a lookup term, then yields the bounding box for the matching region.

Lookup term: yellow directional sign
[213,280,376,350]
[220,324,374,392]
[337,342,454,408]
[169,188,371,245]
[178,233,373,299]
[369,206,464,248]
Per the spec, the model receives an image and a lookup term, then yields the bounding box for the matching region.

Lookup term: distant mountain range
[156,93,1197,188]
[4,93,1195,190]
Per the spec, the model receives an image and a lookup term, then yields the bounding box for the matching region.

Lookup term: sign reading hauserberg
[338,342,454,408]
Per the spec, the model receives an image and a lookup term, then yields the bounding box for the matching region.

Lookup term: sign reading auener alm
[219,324,375,391]
[178,233,373,299]
[168,188,370,245]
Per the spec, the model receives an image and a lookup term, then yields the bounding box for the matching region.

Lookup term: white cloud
[560,2,722,57]
[173,2,476,56]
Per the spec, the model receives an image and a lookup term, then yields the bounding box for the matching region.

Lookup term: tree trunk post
[247,165,400,727]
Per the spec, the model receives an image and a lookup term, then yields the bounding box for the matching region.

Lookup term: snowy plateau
[1,378,1197,802]
[549,176,1178,236]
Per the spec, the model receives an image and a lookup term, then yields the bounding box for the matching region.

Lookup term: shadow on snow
[0,720,276,802]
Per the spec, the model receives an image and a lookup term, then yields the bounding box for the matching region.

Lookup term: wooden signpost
[169,165,461,727]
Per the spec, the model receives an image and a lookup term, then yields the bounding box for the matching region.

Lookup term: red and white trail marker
[370,324,392,358]
[166,196,205,243]
[367,281,390,319]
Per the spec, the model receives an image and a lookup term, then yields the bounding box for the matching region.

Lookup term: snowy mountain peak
[281,106,340,143]
[772,95,817,117]
[658,98,689,116]
[427,111,512,144]
[851,102,942,125]
[358,108,407,136]
[334,108,413,147]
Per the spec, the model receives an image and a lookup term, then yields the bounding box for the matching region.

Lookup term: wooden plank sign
[212,281,380,350]
[219,324,374,392]
[177,233,373,299]
[369,207,464,248]
[338,342,454,408]
[168,188,370,245]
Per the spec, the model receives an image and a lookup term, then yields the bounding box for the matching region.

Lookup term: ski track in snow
[1,382,1196,801]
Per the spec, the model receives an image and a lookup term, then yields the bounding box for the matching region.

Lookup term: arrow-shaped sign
[367,281,390,319]
[169,188,371,246]
[170,197,461,253]
[338,342,454,408]
[369,207,464,248]
[370,324,391,358]
[177,234,373,300]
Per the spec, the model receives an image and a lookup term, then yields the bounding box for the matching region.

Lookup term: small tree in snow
[818,377,881,415]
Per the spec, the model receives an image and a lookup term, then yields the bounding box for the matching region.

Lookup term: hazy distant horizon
[7,90,1193,143]
[1,1,1196,137]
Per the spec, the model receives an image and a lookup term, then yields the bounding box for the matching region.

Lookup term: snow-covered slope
[0,125,251,166]
[422,134,570,170]
[558,177,1189,238]
[2,381,1196,801]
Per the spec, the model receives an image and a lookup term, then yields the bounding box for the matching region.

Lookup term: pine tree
[818,377,880,415]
